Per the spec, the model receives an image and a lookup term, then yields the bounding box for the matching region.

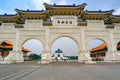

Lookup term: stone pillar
[5,29,24,63]
[104,30,116,61]
[14,29,20,52]
[109,30,116,52]
[41,51,48,64]
[78,29,89,62]
[80,29,86,52]
[78,29,84,62]
[40,28,52,64]
[78,29,95,63]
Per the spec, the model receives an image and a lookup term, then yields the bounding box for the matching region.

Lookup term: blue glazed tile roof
[85,10,114,13]
[48,3,87,7]
[15,8,45,13]
[55,49,63,53]
[22,10,44,12]
[113,15,120,17]
[52,5,79,7]
[0,13,17,17]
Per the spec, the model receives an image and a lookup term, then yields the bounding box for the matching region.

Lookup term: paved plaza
[0,62,120,80]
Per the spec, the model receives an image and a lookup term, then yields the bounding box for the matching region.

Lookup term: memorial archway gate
[0,3,120,63]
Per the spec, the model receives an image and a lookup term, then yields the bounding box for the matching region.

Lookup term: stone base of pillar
[40,52,52,64]
[78,52,91,61]
[0,56,3,61]
[104,51,120,62]
[0,51,24,64]
[114,52,120,61]
[104,52,114,62]
[78,52,96,64]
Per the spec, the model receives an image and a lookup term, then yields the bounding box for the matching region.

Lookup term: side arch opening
[21,39,43,61]
[87,39,108,61]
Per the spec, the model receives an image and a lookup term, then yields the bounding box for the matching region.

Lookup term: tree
[28,53,41,60]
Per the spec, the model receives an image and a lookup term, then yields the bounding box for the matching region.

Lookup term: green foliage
[0,49,3,52]
[67,56,78,60]
[117,48,120,51]
[28,53,41,60]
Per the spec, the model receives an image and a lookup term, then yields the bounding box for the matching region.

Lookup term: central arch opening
[51,37,79,62]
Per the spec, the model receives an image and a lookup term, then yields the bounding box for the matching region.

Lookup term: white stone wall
[0,23,15,32]
[87,20,105,29]
[24,20,43,30]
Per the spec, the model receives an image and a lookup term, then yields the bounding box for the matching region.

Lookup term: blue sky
[0,0,120,15]
[0,0,120,55]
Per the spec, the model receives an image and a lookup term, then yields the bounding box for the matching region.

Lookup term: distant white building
[52,49,67,61]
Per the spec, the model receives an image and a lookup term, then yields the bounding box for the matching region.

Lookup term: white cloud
[31,0,51,10]
[57,0,67,5]
[113,8,120,15]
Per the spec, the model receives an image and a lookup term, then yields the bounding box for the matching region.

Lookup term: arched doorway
[87,39,108,61]
[0,40,13,61]
[22,39,43,61]
[51,37,79,62]
[117,41,120,51]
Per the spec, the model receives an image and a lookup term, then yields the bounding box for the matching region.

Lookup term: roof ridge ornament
[99,10,101,12]
[73,3,75,6]
[54,3,56,6]
[27,9,29,11]
[4,13,7,15]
